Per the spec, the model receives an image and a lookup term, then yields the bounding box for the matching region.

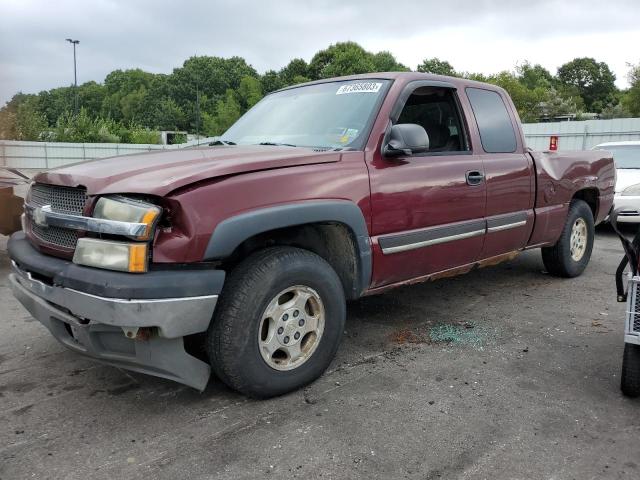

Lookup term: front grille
[30,222,80,249]
[28,183,88,251]
[30,183,87,215]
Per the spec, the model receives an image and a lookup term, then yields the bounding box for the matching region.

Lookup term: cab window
[396,87,469,153]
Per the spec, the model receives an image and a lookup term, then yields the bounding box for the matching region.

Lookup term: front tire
[541,199,594,278]
[621,343,640,398]
[208,247,346,398]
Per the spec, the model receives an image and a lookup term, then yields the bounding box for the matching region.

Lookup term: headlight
[73,238,148,272]
[621,184,640,196]
[94,196,161,240]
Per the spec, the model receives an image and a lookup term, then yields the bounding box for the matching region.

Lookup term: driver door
[368,83,487,288]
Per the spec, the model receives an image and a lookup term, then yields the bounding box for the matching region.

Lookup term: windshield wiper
[257,142,297,147]
[209,139,236,146]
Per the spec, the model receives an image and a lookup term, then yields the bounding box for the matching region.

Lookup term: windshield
[595,145,640,169]
[222,80,391,150]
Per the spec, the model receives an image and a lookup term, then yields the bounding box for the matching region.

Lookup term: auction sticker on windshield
[336,82,383,95]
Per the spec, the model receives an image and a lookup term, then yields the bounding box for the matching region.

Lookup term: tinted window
[594,145,640,169]
[466,88,517,153]
[396,87,468,153]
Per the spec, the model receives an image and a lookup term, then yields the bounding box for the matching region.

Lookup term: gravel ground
[1,228,639,480]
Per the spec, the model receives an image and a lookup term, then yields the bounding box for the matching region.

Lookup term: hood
[615,168,640,193]
[35,145,341,196]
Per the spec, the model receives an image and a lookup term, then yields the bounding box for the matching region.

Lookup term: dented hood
[35,145,341,196]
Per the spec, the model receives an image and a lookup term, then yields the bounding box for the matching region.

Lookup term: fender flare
[203,200,372,296]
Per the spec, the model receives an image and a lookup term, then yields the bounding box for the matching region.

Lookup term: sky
[1,0,639,107]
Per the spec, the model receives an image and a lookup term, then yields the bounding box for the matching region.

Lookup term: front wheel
[541,199,595,278]
[208,247,346,398]
[621,343,640,398]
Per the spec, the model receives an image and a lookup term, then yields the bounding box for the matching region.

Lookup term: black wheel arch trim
[203,200,372,297]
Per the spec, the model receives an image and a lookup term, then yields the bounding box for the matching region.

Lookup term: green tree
[279,58,310,85]
[417,58,457,76]
[203,89,242,136]
[621,62,640,116]
[77,81,106,118]
[37,86,75,126]
[557,57,617,112]
[237,76,263,109]
[260,70,284,94]
[516,62,554,90]
[0,94,48,140]
[148,98,186,130]
[100,69,156,122]
[169,55,258,128]
[371,51,408,72]
[308,42,403,79]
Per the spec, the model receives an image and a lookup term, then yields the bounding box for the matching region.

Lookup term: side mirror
[383,123,430,157]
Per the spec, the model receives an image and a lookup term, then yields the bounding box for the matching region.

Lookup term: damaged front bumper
[7,232,225,390]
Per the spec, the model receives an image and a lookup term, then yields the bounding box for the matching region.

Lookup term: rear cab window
[466,88,517,153]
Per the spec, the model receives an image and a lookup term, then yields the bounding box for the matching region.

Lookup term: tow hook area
[122,327,155,340]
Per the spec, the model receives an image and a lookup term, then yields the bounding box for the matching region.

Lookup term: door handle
[466,171,484,186]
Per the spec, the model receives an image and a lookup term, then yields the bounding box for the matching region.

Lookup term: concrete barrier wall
[0,140,171,169]
[2,119,640,169]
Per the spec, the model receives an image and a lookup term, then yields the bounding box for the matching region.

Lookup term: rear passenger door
[465,87,535,259]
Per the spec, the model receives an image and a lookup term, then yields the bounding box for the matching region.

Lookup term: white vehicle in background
[594,141,640,223]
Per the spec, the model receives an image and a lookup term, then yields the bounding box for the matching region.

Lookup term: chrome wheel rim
[570,218,588,261]
[258,285,325,371]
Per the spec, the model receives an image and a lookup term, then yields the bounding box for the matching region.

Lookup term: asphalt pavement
[1,228,639,479]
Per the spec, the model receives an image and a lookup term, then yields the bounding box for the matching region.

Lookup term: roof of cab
[275,71,503,94]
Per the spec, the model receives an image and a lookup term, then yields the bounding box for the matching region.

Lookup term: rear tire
[541,199,594,278]
[621,343,640,398]
[208,247,346,398]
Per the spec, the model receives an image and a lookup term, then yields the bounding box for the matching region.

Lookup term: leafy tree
[621,62,640,116]
[77,81,106,118]
[307,42,404,79]
[417,58,457,76]
[516,62,554,90]
[279,58,310,85]
[203,89,242,136]
[260,70,284,94]
[371,51,408,72]
[237,76,263,109]
[148,98,186,130]
[14,97,48,140]
[557,57,617,112]
[600,102,631,119]
[309,42,376,79]
[37,86,75,125]
[539,88,581,120]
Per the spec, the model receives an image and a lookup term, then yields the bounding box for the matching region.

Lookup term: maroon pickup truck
[8,72,615,397]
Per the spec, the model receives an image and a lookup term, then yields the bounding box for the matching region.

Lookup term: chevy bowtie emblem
[33,205,51,227]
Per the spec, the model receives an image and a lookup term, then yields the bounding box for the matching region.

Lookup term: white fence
[0,141,171,169]
[521,118,640,151]
[2,118,640,169]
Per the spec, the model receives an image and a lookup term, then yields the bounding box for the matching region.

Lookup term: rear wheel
[621,343,640,398]
[208,247,346,398]
[541,199,594,278]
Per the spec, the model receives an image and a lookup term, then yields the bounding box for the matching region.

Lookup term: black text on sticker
[336,82,383,95]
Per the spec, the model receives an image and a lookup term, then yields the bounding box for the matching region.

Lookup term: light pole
[65,38,79,115]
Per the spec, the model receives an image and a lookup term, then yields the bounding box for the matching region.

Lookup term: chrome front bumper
[9,261,218,390]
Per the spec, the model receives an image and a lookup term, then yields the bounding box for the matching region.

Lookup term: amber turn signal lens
[128,244,148,272]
